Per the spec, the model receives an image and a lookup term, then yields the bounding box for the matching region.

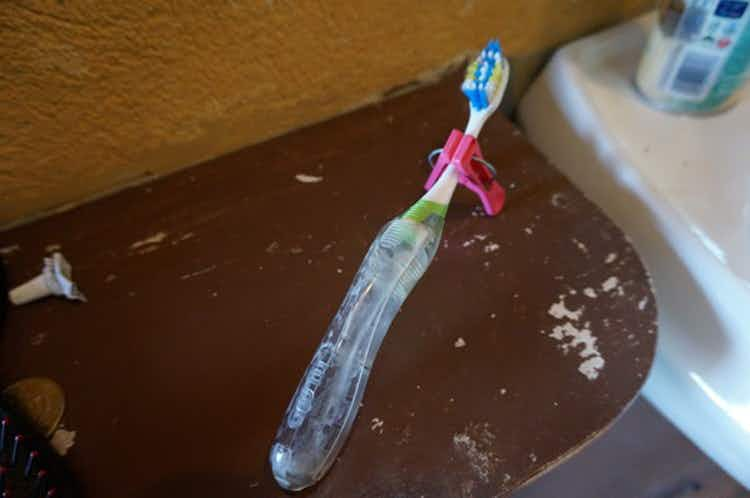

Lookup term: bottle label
[660,0,750,102]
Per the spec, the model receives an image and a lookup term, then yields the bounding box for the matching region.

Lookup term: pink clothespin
[424,129,506,216]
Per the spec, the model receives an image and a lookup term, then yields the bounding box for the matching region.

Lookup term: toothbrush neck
[421,163,459,206]
[465,111,487,138]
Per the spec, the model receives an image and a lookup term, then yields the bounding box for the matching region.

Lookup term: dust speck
[0,244,20,256]
[51,429,76,456]
[104,274,117,283]
[265,241,279,254]
[45,244,62,253]
[546,308,606,381]
[605,253,618,264]
[454,337,467,348]
[30,332,47,346]
[550,192,567,208]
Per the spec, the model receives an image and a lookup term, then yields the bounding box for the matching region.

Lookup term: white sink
[518,14,750,488]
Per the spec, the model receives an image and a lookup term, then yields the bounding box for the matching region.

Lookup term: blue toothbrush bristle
[462,39,504,111]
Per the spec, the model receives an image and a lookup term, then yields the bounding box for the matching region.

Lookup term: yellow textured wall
[0,0,650,227]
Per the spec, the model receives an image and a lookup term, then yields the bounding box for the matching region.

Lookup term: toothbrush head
[461,39,510,113]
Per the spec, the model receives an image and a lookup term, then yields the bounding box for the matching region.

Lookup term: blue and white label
[662,0,750,101]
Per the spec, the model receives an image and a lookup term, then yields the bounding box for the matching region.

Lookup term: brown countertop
[0,71,657,497]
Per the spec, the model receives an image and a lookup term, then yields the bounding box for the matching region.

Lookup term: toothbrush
[269,40,510,491]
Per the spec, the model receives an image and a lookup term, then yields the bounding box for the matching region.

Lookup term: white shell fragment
[8,252,86,305]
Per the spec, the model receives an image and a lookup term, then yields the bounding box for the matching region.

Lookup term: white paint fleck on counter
[483,242,500,253]
[547,322,605,380]
[548,296,583,321]
[180,265,217,280]
[605,253,618,264]
[471,205,486,217]
[370,417,384,434]
[602,276,619,292]
[130,232,167,250]
[579,356,606,380]
[546,290,606,381]
[294,174,323,183]
[583,287,597,298]
[454,337,467,348]
[571,238,588,254]
[453,423,499,483]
